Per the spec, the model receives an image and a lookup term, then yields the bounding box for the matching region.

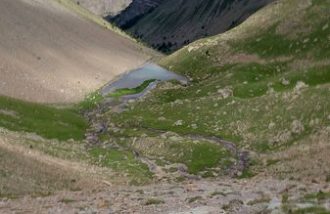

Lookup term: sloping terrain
[109,0,164,29]
[112,0,330,176]
[72,0,132,16]
[0,0,154,103]
[2,176,330,213]
[0,129,87,198]
[112,0,274,52]
[83,0,329,212]
[1,0,330,213]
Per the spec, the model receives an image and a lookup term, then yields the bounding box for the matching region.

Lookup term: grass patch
[109,79,156,97]
[78,91,104,111]
[304,191,330,202]
[144,198,165,205]
[133,139,234,175]
[182,142,232,174]
[233,15,330,60]
[111,71,329,152]
[238,168,255,179]
[292,206,330,214]
[88,147,152,185]
[0,96,87,141]
[233,26,296,58]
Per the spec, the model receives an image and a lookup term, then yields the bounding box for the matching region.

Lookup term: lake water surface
[101,63,188,96]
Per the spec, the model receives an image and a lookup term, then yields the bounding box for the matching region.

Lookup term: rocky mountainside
[73,0,132,16]
[111,0,275,52]
[108,0,164,29]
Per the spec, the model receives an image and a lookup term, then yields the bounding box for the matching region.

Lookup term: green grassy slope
[104,0,329,176]
[0,95,153,189]
[0,96,87,141]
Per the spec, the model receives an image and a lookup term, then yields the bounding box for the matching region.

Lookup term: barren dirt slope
[72,0,132,16]
[0,0,153,103]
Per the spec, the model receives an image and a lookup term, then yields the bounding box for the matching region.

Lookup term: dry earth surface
[0,128,329,213]
[0,0,154,103]
[72,0,132,16]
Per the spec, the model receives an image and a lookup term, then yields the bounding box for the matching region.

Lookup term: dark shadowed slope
[108,0,164,29]
[0,0,154,103]
[111,0,274,52]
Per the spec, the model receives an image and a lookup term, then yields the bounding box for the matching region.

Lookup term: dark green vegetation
[0,96,87,141]
[109,79,156,97]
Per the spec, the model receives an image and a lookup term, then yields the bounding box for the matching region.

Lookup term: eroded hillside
[0,0,154,103]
